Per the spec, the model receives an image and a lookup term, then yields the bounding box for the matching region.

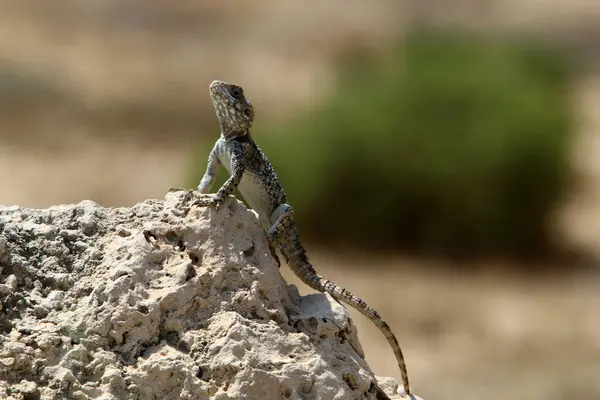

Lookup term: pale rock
[0,192,413,399]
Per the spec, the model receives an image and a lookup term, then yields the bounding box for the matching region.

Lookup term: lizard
[183,80,412,397]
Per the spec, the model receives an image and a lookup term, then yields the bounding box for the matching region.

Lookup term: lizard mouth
[209,80,231,100]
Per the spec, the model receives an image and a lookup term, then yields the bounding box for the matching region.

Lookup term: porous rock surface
[0,192,405,400]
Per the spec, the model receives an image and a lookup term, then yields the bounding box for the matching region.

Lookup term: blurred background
[1,0,600,398]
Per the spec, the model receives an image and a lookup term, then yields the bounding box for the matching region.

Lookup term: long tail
[281,236,411,395]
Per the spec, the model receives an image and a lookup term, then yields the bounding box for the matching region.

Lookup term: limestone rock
[0,192,410,399]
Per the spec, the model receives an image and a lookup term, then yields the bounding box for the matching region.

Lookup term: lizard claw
[169,187,191,193]
[192,194,224,210]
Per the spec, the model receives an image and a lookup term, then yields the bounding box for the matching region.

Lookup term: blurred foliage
[189,30,574,259]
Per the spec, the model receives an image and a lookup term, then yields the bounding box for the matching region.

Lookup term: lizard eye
[231,87,242,98]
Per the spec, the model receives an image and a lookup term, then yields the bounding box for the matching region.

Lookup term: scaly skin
[189,80,412,397]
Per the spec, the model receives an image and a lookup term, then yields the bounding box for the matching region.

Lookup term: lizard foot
[192,194,224,210]
[268,242,281,268]
[168,187,192,193]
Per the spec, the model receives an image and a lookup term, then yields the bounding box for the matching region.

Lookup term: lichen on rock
[0,192,408,399]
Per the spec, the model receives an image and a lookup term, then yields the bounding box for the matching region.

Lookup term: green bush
[188,31,574,259]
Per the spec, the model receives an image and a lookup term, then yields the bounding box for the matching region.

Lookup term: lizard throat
[222,129,249,141]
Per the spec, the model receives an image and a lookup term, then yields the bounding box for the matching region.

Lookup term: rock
[0,192,411,399]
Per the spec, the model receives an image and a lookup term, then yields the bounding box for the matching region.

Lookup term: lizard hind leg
[267,203,295,243]
[267,203,295,264]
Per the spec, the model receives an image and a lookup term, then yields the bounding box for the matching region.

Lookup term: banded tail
[279,231,411,396]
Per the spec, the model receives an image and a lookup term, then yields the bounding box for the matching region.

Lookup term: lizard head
[209,80,255,140]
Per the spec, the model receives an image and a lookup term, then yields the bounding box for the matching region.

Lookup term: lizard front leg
[198,142,222,193]
[193,142,244,210]
[169,142,222,194]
